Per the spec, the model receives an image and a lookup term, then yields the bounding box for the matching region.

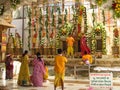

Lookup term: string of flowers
[92,5,95,26]
[10,0,20,9]
[83,7,88,33]
[45,6,49,39]
[113,28,119,46]
[0,4,4,15]
[102,10,105,25]
[64,9,68,23]
[77,5,84,37]
[27,7,31,50]
[39,8,42,47]
[95,0,107,6]
[57,7,62,29]
[56,7,62,48]
[111,0,120,18]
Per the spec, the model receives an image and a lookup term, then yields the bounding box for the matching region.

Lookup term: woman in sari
[17,50,30,86]
[5,54,13,79]
[31,52,45,87]
[80,33,91,56]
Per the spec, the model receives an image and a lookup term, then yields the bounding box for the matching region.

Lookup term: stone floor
[0,76,120,90]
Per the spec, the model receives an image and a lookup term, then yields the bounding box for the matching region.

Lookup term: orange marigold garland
[113,28,119,45]
[111,0,120,18]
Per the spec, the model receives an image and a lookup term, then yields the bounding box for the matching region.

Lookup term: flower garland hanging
[91,23,106,54]
[111,0,120,18]
[27,7,31,50]
[113,28,119,45]
[0,4,4,15]
[77,5,85,37]
[10,0,20,9]
[39,8,42,47]
[95,0,107,6]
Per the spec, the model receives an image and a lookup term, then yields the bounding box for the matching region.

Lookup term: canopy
[0,18,15,28]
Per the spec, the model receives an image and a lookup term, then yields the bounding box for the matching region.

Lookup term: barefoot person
[66,34,75,57]
[54,49,67,90]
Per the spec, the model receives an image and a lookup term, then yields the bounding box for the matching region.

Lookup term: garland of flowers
[95,0,107,6]
[102,10,105,25]
[111,0,120,18]
[45,6,49,39]
[51,7,55,27]
[27,7,31,50]
[0,4,4,15]
[92,6,95,26]
[10,0,20,9]
[77,5,84,34]
[91,23,106,54]
[64,9,67,22]
[83,7,88,33]
[57,7,62,29]
[113,28,119,46]
[72,5,77,24]
[39,8,42,46]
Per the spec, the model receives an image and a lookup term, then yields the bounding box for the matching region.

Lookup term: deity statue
[7,33,14,54]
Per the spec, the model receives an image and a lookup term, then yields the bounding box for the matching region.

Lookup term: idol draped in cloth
[80,33,91,56]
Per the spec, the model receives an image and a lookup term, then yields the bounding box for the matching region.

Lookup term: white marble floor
[0,76,120,90]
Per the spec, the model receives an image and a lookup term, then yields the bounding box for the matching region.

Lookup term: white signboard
[90,73,113,88]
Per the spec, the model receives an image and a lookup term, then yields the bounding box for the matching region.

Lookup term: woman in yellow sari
[17,50,30,86]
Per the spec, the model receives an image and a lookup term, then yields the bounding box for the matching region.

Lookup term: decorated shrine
[0,0,119,59]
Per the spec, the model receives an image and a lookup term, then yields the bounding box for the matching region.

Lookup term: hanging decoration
[39,8,42,47]
[111,0,120,18]
[92,6,95,26]
[64,9,68,23]
[113,28,119,46]
[0,4,4,15]
[83,7,88,33]
[57,7,62,29]
[10,0,20,9]
[27,7,31,50]
[102,10,105,25]
[77,5,85,37]
[95,0,107,6]
[91,23,106,54]
[45,6,49,39]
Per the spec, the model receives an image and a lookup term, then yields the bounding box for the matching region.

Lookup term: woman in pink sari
[31,52,45,87]
[80,33,91,56]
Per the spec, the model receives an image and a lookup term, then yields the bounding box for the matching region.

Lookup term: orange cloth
[44,66,49,80]
[66,37,75,47]
[54,55,67,74]
[82,54,93,64]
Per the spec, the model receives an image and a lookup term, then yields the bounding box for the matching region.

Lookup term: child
[43,63,49,82]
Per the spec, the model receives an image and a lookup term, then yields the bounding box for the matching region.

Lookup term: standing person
[5,54,13,79]
[54,49,67,90]
[66,34,75,57]
[31,52,45,87]
[17,50,30,86]
[80,33,91,56]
